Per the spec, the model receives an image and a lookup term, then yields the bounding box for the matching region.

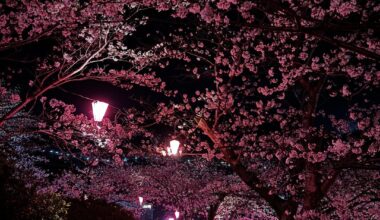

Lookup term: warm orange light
[170,140,180,155]
[92,101,109,122]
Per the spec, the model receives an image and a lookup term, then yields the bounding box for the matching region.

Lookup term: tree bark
[208,204,219,220]
[197,118,298,219]
[303,163,322,210]
[300,79,324,211]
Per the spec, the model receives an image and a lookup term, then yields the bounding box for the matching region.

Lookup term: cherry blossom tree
[0,0,175,126]
[1,1,380,219]
[137,1,379,219]
[41,157,275,219]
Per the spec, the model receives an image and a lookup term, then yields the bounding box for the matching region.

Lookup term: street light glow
[143,204,152,209]
[92,101,109,122]
[167,147,172,156]
[170,140,180,155]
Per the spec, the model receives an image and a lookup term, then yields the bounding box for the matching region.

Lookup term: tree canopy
[0,0,379,219]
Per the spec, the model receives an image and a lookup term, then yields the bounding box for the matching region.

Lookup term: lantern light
[169,140,180,155]
[143,204,152,209]
[92,100,109,122]
[138,196,143,206]
[167,147,172,156]
[175,210,180,219]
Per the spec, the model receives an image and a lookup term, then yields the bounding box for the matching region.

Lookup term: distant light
[143,204,152,209]
[175,210,180,219]
[168,218,175,220]
[161,150,167,156]
[138,196,143,206]
[92,101,109,122]
[170,140,180,155]
[167,147,172,156]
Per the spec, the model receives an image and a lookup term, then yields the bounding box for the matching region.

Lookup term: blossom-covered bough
[1,1,379,219]
[43,158,266,219]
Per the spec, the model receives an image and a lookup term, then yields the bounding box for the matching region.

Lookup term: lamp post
[169,140,180,155]
[138,196,143,206]
[160,140,202,157]
[92,100,109,122]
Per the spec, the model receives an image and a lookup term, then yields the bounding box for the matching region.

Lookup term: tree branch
[196,118,297,218]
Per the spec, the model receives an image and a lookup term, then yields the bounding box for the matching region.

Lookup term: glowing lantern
[169,140,180,155]
[138,196,143,206]
[143,204,152,209]
[92,101,109,122]
[175,210,180,219]
[167,147,172,156]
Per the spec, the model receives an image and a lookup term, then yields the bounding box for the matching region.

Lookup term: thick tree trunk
[208,204,219,220]
[300,79,325,211]
[303,164,322,210]
[207,195,226,220]
[276,201,298,220]
[197,118,298,220]
[279,213,295,220]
